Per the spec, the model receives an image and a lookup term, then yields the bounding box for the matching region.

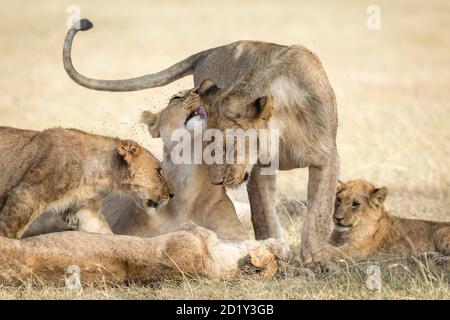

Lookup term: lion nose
[169,192,174,198]
[334,216,344,222]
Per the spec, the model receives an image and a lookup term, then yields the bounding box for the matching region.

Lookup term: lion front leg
[247,164,283,240]
[300,150,339,270]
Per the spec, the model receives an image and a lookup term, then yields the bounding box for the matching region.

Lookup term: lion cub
[329,179,450,259]
[0,126,171,239]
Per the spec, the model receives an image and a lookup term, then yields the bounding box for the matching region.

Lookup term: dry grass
[0,252,448,300]
[0,0,449,299]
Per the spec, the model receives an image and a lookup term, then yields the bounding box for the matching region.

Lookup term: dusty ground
[0,0,449,299]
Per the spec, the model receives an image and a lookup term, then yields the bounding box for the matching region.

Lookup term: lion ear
[369,186,388,207]
[337,180,346,194]
[141,111,161,138]
[117,140,141,165]
[246,96,273,121]
[198,79,220,103]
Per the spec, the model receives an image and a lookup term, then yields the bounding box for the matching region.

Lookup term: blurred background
[1,0,449,223]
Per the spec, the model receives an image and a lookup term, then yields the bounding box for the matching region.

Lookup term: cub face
[117,140,172,215]
[333,179,388,233]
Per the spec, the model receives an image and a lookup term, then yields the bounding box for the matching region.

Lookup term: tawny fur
[0,224,288,286]
[0,126,171,239]
[26,92,249,241]
[133,90,249,240]
[64,23,339,269]
[329,179,450,259]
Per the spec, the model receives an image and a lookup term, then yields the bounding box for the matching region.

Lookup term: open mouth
[147,199,158,208]
[145,197,170,216]
[185,106,207,125]
[147,197,170,209]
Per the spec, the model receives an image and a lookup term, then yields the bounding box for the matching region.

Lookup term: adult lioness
[104,89,249,240]
[329,179,450,259]
[0,127,171,239]
[63,19,339,268]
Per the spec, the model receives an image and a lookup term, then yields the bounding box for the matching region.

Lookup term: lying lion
[0,126,171,239]
[329,179,450,259]
[0,223,289,286]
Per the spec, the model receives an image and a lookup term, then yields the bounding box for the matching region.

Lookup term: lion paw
[262,238,291,261]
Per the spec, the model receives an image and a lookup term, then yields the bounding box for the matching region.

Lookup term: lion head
[333,179,388,238]
[141,88,207,147]
[197,79,274,188]
[142,84,274,188]
[117,140,172,215]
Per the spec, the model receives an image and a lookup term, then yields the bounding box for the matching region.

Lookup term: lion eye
[336,197,341,205]
[352,201,360,209]
[170,96,181,102]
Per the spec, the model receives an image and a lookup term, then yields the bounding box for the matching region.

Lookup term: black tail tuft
[73,19,93,31]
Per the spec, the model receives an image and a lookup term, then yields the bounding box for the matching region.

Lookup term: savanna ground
[0,0,449,299]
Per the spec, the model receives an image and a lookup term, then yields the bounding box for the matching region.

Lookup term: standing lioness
[0,127,171,239]
[63,19,339,269]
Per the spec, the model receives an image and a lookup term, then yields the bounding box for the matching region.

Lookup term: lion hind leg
[0,187,46,239]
